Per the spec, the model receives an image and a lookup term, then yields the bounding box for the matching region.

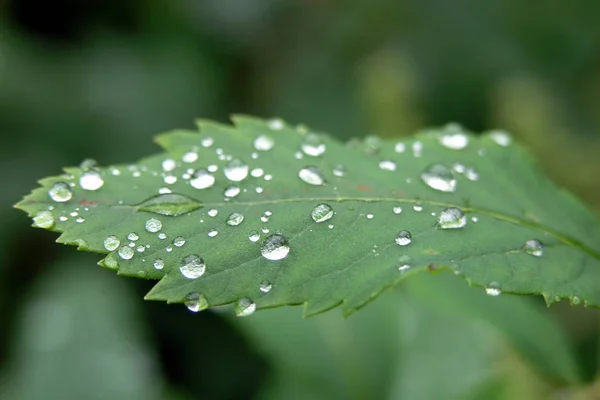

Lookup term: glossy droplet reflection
[235,298,256,317]
[261,234,290,261]
[224,159,249,182]
[311,203,333,223]
[180,255,206,279]
[420,164,456,193]
[104,235,120,251]
[48,182,73,202]
[395,230,412,246]
[259,280,272,293]
[439,124,469,150]
[438,207,467,229]
[190,169,215,190]
[485,282,501,296]
[80,171,104,191]
[253,135,274,151]
[145,218,162,233]
[301,134,326,156]
[523,239,544,257]
[227,212,244,226]
[185,292,209,312]
[299,166,325,186]
[33,211,55,229]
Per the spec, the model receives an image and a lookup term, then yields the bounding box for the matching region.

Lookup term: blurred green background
[1,1,600,399]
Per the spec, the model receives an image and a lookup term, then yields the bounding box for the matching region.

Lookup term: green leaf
[15,116,600,316]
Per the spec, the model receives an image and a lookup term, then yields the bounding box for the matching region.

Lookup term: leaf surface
[15,116,600,316]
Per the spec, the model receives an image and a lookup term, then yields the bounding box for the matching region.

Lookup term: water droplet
[208,229,218,237]
[80,158,98,169]
[136,245,145,252]
[201,137,213,147]
[366,213,374,219]
[80,171,104,191]
[180,255,205,279]
[412,141,423,157]
[413,203,423,212]
[235,298,256,317]
[364,136,381,155]
[453,163,466,173]
[261,227,270,234]
[267,118,284,130]
[185,292,209,312]
[118,246,134,260]
[158,233,167,240]
[523,239,543,257]
[33,211,55,229]
[301,134,326,156]
[438,207,467,229]
[571,296,581,305]
[398,264,411,272]
[145,218,162,233]
[260,210,272,223]
[393,206,402,214]
[379,160,397,171]
[224,159,249,182]
[259,281,272,293]
[227,212,244,226]
[162,158,176,171]
[166,246,173,252]
[328,224,334,229]
[395,230,412,246]
[103,235,120,251]
[299,166,325,186]
[182,151,198,163]
[208,209,218,217]
[485,282,501,296]
[465,167,479,181]
[190,169,215,190]
[48,182,72,202]
[420,164,456,192]
[333,164,346,177]
[255,187,264,194]
[248,231,260,242]
[254,135,275,151]
[311,203,334,223]
[127,233,139,241]
[224,185,241,197]
[395,142,406,153]
[173,236,186,247]
[251,168,264,178]
[489,130,512,147]
[261,234,290,261]
[439,124,469,149]
[264,174,272,181]
[136,193,203,217]
[153,258,164,270]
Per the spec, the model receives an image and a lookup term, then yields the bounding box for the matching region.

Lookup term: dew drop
[439,124,469,149]
[379,160,397,171]
[118,246,134,260]
[260,211,272,223]
[248,231,260,242]
[208,209,218,217]
[163,175,177,184]
[299,166,325,186]
[311,203,334,223]
[136,245,145,253]
[251,168,264,178]
[395,230,412,246]
[394,142,406,153]
[261,227,270,234]
[127,232,139,241]
[145,218,162,233]
[173,236,186,247]
[523,239,543,257]
[413,203,423,212]
[180,255,205,279]
[190,169,215,190]
[254,135,275,151]
[412,141,423,157]
[489,130,512,147]
[33,211,55,229]
[185,292,209,312]
[182,151,198,163]
[259,281,272,293]
[333,164,346,177]
[398,264,411,273]
[301,134,326,156]
[224,185,241,197]
[235,298,256,317]
[158,233,167,240]
[465,167,479,181]
[104,235,120,251]
[201,137,213,147]
[227,212,244,226]
[153,258,164,270]
[261,234,290,261]
[208,229,218,237]
[485,282,501,296]
[393,206,402,214]
[438,207,467,229]
[162,158,176,171]
[571,296,581,305]
[224,159,249,182]
[366,213,374,219]
[267,119,284,130]
[420,164,456,192]
[48,182,73,202]
[80,171,104,191]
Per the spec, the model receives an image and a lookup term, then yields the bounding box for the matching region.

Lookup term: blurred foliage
[1,1,600,399]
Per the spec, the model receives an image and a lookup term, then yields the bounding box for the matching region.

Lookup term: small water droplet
[48,182,73,202]
[162,158,176,171]
[489,130,512,147]
[366,213,374,219]
[261,234,290,261]
[364,136,381,155]
[264,174,272,181]
[260,210,272,223]
[190,169,215,190]
[413,203,423,212]
[523,239,543,257]
[118,246,134,260]
[439,124,469,149]
[182,151,198,163]
[259,280,272,293]
[254,135,275,151]
[185,292,209,312]
[395,230,412,246]
[255,186,264,194]
[248,231,260,242]
[208,209,218,217]
[201,137,213,147]
[267,119,284,130]
[80,171,104,191]
[412,141,423,157]
[153,258,164,270]
[251,168,264,178]
[227,212,244,226]
[301,134,326,156]
[393,206,402,214]
[328,224,334,229]
[224,185,241,197]
[571,296,581,305]
[136,245,145,253]
[398,264,411,272]
[235,298,256,317]
[127,232,139,241]
[103,236,120,251]
[438,208,467,229]
[465,167,479,181]
[173,236,186,247]
[485,282,501,296]
[333,164,346,177]
[421,164,456,192]
[261,227,270,234]
[180,255,205,279]
[224,159,249,182]
[311,203,334,223]
[33,211,55,229]
[145,218,162,233]
[208,229,218,237]
[299,166,325,185]
[379,160,397,171]
[158,233,167,240]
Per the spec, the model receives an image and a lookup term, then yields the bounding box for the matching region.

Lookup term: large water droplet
[224,185,241,197]
[439,124,469,149]
[523,239,543,257]
[180,255,205,279]
[224,159,249,182]
[248,231,260,242]
[227,212,244,226]
[259,281,272,293]
[254,135,275,151]
[299,166,325,186]
[485,282,501,296]
[438,207,467,229]
[311,203,333,223]
[48,182,73,202]
[104,235,120,251]
[420,164,456,192]
[190,169,215,190]
[185,292,209,312]
[261,234,290,261]
[33,211,55,229]
[80,171,104,191]
[118,246,134,260]
[379,160,397,171]
[395,230,412,246]
[145,218,162,233]
[136,193,203,217]
[301,134,326,156]
[235,298,256,317]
